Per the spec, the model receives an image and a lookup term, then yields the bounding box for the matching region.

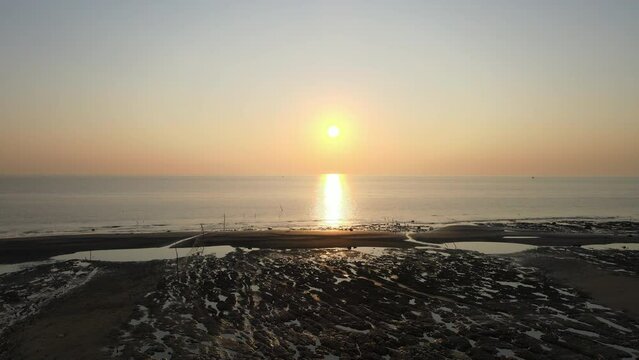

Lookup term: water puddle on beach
[0,260,56,275]
[0,245,239,276]
[52,245,236,262]
[436,242,537,254]
[353,247,392,257]
[582,243,639,251]
[354,243,538,256]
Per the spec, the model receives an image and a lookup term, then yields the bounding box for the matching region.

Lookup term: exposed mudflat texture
[2,220,637,265]
[0,260,99,334]
[2,241,639,359]
[0,262,163,360]
[108,248,638,359]
[516,247,639,318]
[412,221,639,246]
[529,246,639,276]
[491,220,639,236]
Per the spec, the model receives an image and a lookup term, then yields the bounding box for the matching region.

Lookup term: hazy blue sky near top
[1,0,638,175]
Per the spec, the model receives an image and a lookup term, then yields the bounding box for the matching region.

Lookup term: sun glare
[327,125,340,138]
[323,174,343,226]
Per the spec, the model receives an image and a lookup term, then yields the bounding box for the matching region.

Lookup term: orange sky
[1,1,638,176]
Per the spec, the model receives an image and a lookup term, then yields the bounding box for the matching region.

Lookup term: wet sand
[516,249,639,318]
[0,232,195,264]
[4,248,638,359]
[1,223,638,359]
[411,224,637,246]
[0,261,164,360]
[172,230,409,249]
[0,231,408,264]
[1,223,637,264]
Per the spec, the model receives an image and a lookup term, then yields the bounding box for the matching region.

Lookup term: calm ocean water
[0,176,637,238]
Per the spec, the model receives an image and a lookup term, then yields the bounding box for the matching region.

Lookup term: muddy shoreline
[3,247,638,359]
[1,221,637,264]
[1,222,638,359]
[0,261,164,359]
[0,232,196,264]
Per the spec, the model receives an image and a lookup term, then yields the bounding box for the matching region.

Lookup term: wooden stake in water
[223,213,226,231]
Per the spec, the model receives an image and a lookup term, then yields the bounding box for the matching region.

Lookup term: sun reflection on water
[321,174,348,227]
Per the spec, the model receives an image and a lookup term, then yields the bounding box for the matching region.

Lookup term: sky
[1,0,638,176]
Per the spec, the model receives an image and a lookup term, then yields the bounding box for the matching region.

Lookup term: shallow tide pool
[52,245,237,262]
[437,241,538,254]
[582,243,639,251]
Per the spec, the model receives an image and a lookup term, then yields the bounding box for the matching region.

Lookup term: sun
[327,125,340,138]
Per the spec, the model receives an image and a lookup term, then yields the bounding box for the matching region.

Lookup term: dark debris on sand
[484,220,639,237]
[105,248,639,359]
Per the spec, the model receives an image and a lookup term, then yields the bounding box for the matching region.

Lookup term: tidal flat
[1,239,639,359]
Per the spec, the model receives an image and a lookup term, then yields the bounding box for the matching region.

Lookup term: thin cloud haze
[1,0,638,175]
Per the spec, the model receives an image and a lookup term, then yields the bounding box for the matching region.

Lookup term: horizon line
[1,173,638,178]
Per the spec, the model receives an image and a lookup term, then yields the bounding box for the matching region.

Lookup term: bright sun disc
[327,125,340,138]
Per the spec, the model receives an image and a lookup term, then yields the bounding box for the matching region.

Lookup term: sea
[0,175,638,238]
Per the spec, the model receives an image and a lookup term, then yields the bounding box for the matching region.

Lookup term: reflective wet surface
[105,248,639,359]
[3,176,638,238]
[437,241,537,254]
[583,243,639,251]
[2,246,639,359]
[52,245,236,263]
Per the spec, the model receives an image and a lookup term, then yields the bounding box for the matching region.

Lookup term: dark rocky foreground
[2,246,639,359]
[114,248,639,359]
[0,261,164,359]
